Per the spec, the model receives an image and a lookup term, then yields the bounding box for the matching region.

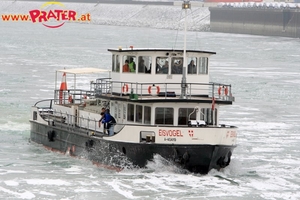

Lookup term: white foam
[105,180,137,199]
[39,191,56,196]
[0,121,30,132]
[0,186,35,199]
[4,180,19,186]
[64,165,83,174]
[0,169,27,175]
[26,179,71,186]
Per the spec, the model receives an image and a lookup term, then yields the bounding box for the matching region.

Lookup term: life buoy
[82,95,87,107]
[224,87,228,96]
[68,95,73,103]
[218,86,222,96]
[122,84,129,93]
[148,85,160,95]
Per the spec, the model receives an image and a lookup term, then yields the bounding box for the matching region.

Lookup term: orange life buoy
[148,85,160,95]
[224,87,228,96]
[218,86,222,96]
[68,95,73,103]
[82,95,87,107]
[122,84,129,93]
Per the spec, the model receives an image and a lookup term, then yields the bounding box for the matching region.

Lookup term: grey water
[1,14,300,200]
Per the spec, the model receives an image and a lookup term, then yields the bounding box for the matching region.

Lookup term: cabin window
[33,111,37,120]
[198,57,208,74]
[178,108,197,125]
[155,107,174,125]
[122,56,136,73]
[200,108,217,125]
[123,104,127,120]
[171,57,183,74]
[112,55,115,72]
[187,57,197,74]
[118,103,121,119]
[116,55,120,72]
[138,56,152,74]
[127,103,134,121]
[156,57,168,74]
[144,106,151,124]
[136,105,143,123]
[114,102,118,120]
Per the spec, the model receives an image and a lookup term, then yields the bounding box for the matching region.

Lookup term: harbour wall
[209,7,300,38]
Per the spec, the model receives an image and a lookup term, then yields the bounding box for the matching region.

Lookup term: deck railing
[53,78,234,103]
[35,104,236,136]
[91,78,234,101]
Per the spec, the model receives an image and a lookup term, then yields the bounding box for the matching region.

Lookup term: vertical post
[55,71,57,103]
[74,74,76,91]
[181,1,190,99]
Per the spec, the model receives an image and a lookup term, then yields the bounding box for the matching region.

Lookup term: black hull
[30,121,236,174]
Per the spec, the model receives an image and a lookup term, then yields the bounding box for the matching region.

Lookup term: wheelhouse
[51,48,234,131]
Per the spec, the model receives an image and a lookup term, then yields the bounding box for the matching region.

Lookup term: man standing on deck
[98,107,106,133]
[129,57,136,72]
[101,109,116,136]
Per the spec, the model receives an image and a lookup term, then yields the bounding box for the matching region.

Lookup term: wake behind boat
[29,1,237,174]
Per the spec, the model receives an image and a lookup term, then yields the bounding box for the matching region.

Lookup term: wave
[0,1,210,31]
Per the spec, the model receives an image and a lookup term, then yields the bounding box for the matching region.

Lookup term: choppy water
[1,13,300,200]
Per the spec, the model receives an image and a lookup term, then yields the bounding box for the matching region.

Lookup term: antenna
[180,0,191,99]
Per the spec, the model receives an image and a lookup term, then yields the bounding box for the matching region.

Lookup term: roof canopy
[56,68,109,74]
[107,48,216,55]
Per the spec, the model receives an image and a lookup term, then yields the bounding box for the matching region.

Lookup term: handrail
[37,108,237,136]
[91,80,234,101]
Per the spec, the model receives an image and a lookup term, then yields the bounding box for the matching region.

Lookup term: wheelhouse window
[187,57,197,74]
[127,103,134,122]
[138,56,152,74]
[200,108,217,125]
[178,108,197,125]
[112,55,120,72]
[155,107,174,125]
[198,57,208,74]
[116,55,120,72]
[171,57,183,74]
[122,56,136,73]
[156,57,168,74]
[144,106,151,124]
[136,105,143,123]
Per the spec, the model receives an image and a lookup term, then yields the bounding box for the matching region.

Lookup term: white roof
[57,68,109,74]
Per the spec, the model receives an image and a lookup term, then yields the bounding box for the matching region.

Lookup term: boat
[29,1,237,174]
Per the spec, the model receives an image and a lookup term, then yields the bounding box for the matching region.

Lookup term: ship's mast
[180,1,191,99]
